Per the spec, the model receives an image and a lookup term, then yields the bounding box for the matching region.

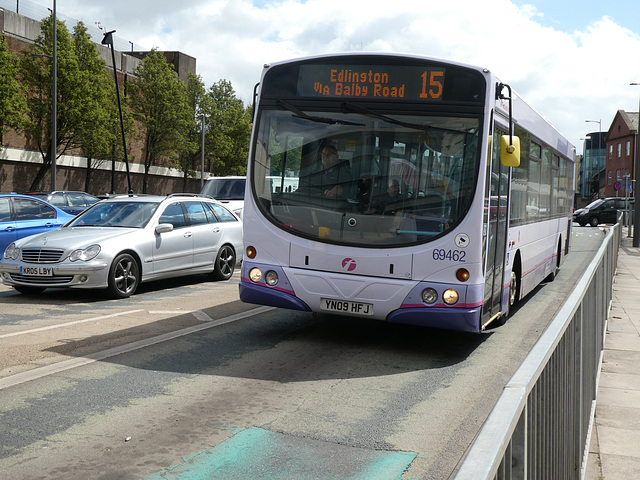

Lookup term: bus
[239,53,574,333]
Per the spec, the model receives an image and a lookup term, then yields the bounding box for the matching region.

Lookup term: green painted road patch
[142,427,417,479]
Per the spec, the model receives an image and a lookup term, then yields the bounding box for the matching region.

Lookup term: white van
[200,176,246,219]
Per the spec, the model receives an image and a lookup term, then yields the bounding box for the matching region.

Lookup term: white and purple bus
[239,53,574,332]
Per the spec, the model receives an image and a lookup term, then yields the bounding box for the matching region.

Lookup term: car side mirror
[155,223,174,234]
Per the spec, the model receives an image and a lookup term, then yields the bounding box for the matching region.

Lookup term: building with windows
[1,4,199,195]
[580,131,607,200]
[604,110,637,199]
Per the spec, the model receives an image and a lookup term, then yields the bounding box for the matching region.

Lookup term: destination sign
[297,65,446,101]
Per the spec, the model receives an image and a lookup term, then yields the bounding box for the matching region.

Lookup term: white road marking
[0,310,146,339]
[0,306,275,391]
[191,310,214,322]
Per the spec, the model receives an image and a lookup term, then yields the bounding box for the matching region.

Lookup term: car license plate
[321,298,373,316]
[20,266,53,276]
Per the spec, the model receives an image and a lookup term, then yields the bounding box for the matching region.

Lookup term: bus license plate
[20,266,53,276]
[321,298,373,316]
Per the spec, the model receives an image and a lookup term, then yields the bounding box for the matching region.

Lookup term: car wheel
[107,253,140,298]
[211,245,235,281]
[589,216,599,227]
[14,285,46,295]
[578,222,586,227]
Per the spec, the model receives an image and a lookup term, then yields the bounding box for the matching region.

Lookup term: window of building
[627,141,631,156]
[608,171,612,185]
[609,145,613,158]
[618,143,621,157]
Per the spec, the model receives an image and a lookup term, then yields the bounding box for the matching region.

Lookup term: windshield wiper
[341,102,475,137]
[278,100,364,126]
[340,102,428,131]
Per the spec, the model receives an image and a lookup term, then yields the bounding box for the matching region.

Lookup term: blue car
[0,193,76,254]
[25,191,101,216]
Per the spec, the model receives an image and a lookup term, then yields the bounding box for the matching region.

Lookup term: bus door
[482,126,510,326]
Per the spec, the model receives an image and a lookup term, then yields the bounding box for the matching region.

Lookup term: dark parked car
[0,193,75,254]
[25,191,100,215]
[574,197,632,227]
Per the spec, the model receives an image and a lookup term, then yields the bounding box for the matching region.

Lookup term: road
[0,227,605,480]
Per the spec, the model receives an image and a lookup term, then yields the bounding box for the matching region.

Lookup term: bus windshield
[251,106,480,247]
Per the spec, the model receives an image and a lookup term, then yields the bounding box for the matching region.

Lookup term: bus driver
[308,145,353,198]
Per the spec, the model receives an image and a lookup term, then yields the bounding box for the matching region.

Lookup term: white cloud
[54,0,640,151]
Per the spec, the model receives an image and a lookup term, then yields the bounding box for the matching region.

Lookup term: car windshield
[67,201,159,228]
[201,178,246,200]
[585,199,604,209]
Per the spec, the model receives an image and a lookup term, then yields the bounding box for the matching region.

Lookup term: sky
[9,0,640,154]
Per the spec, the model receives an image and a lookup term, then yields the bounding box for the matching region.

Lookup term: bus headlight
[265,270,279,286]
[249,267,262,283]
[443,289,459,305]
[421,288,438,304]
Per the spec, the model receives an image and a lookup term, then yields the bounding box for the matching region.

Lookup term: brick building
[604,110,637,198]
[1,6,202,195]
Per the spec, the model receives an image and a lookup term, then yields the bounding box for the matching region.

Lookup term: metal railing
[455,221,620,480]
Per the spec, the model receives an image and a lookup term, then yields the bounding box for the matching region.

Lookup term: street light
[585,119,602,199]
[50,0,57,190]
[630,83,640,246]
[102,30,133,195]
[200,114,206,190]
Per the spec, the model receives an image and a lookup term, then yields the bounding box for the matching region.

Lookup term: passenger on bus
[373,178,403,214]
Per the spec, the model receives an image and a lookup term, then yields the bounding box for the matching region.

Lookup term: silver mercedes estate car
[0,194,243,298]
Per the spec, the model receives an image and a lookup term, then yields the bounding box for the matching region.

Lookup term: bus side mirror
[500,135,520,167]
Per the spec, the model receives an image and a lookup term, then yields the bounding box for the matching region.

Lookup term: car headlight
[3,243,20,260]
[69,244,101,262]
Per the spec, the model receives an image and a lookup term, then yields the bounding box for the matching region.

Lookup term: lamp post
[585,119,602,199]
[200,114,206,190]
[102,30,133,195]
[631,83,640,246]
[50,0,57,190]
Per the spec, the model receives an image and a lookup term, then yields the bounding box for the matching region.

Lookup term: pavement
[586,226,640,479]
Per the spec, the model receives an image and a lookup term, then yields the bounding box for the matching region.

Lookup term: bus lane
[0,228,604,479]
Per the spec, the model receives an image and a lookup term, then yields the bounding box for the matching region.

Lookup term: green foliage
[129,48,192,192]
[177,72,206,189]
[72,22,132,192]
[8,16,252,191]
[0,34,27,147]
[19,15,113,190]
[203,80,251,176]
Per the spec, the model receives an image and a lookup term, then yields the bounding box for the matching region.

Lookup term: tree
[72,22,127,193]
[0,34,27,151]
[203,80,251,176]
[129,48,191,193]
[19,15,94,190]
[177,73,206,192]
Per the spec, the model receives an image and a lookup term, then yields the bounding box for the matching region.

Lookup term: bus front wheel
[508,271,518,307]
